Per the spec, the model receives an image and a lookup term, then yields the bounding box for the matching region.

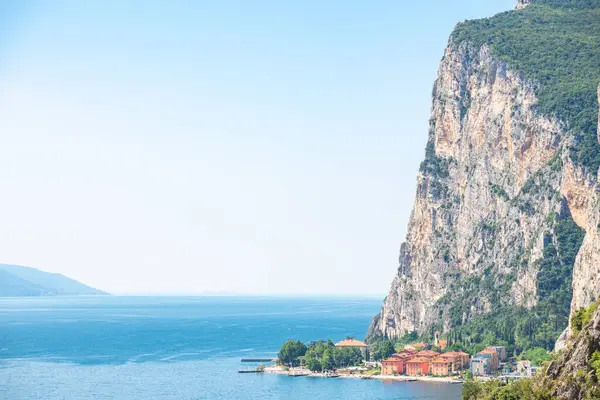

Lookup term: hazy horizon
[0,0,514,295]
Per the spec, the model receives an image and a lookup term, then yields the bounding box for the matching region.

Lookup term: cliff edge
[368,0,600,352]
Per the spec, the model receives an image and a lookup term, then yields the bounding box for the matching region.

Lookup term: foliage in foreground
[461,377,552,400]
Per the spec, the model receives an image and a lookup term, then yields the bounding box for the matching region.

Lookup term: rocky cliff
[462,300,600,400]
[368,0,600,348]
[541,300,600,399]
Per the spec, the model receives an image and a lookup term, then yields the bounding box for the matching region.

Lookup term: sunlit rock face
[368,41,600,344]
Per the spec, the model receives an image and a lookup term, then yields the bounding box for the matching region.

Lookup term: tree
[371,340,395,361]
[321,348,334,371]
[464,370,473,381]
[571,307,586,334]
[333,347,362,368]
[278,340,307,367]
[521,348,551,367]
[305,356,322,372]
[591,351,600,379]
[397,331,419,346]
[301,339,364,371]
[462,380,483,400]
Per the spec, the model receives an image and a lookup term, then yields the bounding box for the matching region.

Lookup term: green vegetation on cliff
[571,300,599,334]
[463,299,600,400]
[438,200,585,355]
[462,377,552,400]
[452,0,600,173]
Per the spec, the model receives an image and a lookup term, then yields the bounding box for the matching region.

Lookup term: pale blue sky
[0,0,514,295]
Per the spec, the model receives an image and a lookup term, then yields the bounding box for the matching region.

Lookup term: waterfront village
[261,332,541,382]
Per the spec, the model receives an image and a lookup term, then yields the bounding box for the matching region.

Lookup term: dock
[240,358,276,363]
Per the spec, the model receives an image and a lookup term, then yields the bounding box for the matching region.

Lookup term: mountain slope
[0,264,107,296]
[368,0,600,353]
[0,269,56,296]
[542,299,600,399]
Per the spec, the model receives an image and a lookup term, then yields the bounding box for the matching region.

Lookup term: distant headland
[0,264,107,296]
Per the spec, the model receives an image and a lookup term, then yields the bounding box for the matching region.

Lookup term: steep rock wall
[368,41,600,341]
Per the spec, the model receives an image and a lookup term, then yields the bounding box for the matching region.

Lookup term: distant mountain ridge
[0,264,107,296]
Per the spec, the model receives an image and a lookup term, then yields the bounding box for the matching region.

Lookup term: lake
[0,296,461,399]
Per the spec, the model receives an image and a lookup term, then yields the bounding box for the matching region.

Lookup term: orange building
[381,356,407,375]
[479,348,499,371]
[396,349,417,358]
[406,357,430,376]
[334,338,370,360]
[438,351,470,370]
[430,357,452,376]
[381,350,416,375]
[417,350,440,359]
[455,352,471,368]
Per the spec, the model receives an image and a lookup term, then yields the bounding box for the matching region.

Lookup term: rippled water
[0,296,461,399]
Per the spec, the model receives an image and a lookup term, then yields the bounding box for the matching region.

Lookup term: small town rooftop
[406,357,430,364]
[417,350,440,358]
[334,339,368,348]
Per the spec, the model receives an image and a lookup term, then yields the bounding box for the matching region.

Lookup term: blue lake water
[0,296,461,399]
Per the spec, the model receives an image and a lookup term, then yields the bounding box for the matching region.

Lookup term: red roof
[480,349,497,355]
[407,357,430,364]
[439,351,460,357]
[417,350,440,358]
[335,339,368,348]
[398,349,416,354]
[383,355,408,362]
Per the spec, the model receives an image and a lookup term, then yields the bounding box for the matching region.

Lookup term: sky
[0,0,515,295]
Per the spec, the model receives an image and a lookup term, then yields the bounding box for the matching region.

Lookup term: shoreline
[263,366,462,383]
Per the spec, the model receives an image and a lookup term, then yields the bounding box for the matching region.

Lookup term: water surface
[0,296,461,399]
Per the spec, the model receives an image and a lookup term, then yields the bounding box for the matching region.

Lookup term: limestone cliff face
[542,303,600,399]
[368,40,600,340]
